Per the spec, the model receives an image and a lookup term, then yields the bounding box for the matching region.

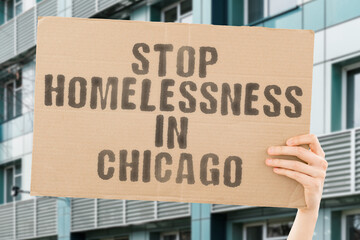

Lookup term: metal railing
[212,128,360,213]
[0,0,141,66]
[0,129,359,237]
[71,199,190,232]
[0,197,57,240]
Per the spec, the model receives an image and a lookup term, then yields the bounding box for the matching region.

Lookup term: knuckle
[321,150,326,158]
[295,146,305,156]
[317,170,326,179]
[321,159,328,170]
[310,134,317,142]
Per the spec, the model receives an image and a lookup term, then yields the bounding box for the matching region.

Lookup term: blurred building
[0,0,359,239]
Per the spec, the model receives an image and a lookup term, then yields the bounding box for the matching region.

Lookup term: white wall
[23,0,36,12]
[310,17,360,134]
[310,64,325,134]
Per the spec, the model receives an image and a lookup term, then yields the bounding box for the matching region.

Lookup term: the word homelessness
[44,44,303,117]
[43,43,304,188]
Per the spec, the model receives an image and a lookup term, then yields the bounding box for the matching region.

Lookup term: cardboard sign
[31,17,314,208]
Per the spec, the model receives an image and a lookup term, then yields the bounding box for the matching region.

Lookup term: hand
[266,134,327,214]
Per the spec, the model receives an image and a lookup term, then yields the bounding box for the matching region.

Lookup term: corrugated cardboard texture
[31,17,314,208]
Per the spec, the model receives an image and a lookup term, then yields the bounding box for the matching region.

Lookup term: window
[160,230,191,240]
[266,219,293,238]
[57,0,72,17]
[342,210,360,240]
[91,237,129,240]
[5,0,14,21]
[15,0,22,16]
[243,219,293,240]
[244,0,299,24]
[244,224,264,240]
[162,0,192,23]
[345,68,360,129]
[4,161,22,203]
[345,214,360,240]
[4,0,22,23]
[3,74,22,121]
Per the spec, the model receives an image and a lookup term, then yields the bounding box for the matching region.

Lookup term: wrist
[297,208,319,220]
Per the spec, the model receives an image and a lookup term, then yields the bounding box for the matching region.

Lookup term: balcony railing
[0,197,57,240]
[0,197,190,239]
[0,129,359,238]
[71,199,190,232]
[0,0,141,66]
[212,127,360,213]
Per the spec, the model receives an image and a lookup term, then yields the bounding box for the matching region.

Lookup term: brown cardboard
[31,16,314,208]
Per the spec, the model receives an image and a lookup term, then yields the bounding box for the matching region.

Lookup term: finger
[273,167,314,188]
[286,134,325,157]
[266,159,325,178]
[267,146,323,166]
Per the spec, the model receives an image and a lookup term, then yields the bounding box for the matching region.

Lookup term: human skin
[266,134,327,240]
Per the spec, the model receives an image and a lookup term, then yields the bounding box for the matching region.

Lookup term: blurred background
[0,0,359,239]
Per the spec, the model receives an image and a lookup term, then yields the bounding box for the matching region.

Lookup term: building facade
[0,0,359,239]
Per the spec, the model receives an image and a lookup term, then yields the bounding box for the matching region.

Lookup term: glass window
[160,231,190,240]
[244,219,293,240]
[269,0,297,16]
[179,230,190,240]
[164,6,177,22]
[4,162,22,203]
[246,0,300,25]
[247,0,264,23]
[326,0,360,27]
[0,2,4,25]
[161,233,176,240]
[5,167,14,203]
[346,214,360,240]
[14,0,22,16]
[267,219,293,238]
[245,225,263,240]
[15,2,22,16]
[6,0,14,21]
[303,0,325,31]
[162,0,192,23]
[180,0,191,15]
[93,237,129,240]
[4,75,22,121]
[6,82,14,119]
[346,69,360,129]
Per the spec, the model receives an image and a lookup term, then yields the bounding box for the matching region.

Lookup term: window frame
[160,230,190,240]
[4,77,22,121]
[88,236,129,240]
[243,221,266,240]
[161,0,192,23]
[341,62,360,130]
[160,231,180,240]
[341,209,360,240]
[14,0,23,16]
[243,219,293,240]
[243,0,310,25]
[3,0,23,23]
[4,162,22,203]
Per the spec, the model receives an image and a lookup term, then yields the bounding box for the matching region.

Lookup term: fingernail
[266,159,272,164]
[273,168,279,172]
[287,139,293,145]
